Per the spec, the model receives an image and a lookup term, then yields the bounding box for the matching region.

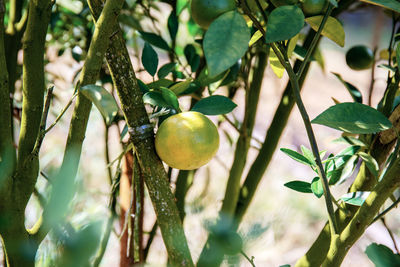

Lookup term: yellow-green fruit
[301,0,328,16]
[155,111,219,170]
[190,0,236,29]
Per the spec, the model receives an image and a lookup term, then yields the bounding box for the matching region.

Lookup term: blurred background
[2,1,399,266]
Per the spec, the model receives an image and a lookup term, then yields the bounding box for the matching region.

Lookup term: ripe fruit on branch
[190,0,236,29]
[155,111,219,170]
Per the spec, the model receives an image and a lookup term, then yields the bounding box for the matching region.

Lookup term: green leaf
[332,73,362,103]
[184,44,200,72]
[139,31,170,51]
[204,11,250,76]
[358,152,379,178]
[311,177,324,198]
[301,146,316,166]
[119,14,143,31]
[191,95,237,115]
[284,181,312,193]
[168,11,179,41]
[161,87,180,111]
[269,48,285,78]
[280,148,314,166]
[305,16,345,47]
[138,79,149,93]
[332,136,366,147]
[169,79,193,95]
[142,43,158,77]
[197,68,228,87]
[340,191,370,206]
[360,0,400,13]
[143,91,169,108]
[337,154,358,184]
[265,6,304,43]
[365,243,400,267]
[80,85,119,125]
[158,63,176,79]
[311,102,392,134]
[148,79,174,90]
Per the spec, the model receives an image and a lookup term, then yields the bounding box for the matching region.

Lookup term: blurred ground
[3,5,399,267]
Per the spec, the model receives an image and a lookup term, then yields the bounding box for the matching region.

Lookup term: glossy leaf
[301,145,316,166]
[80,85,119,125]
[169,79,193,95]
[332,73,362,103]
[184,44,200,73]
[158,63,177,79]
[340,191,370,206]
[142,43,158,77]
[204,11,250,76]
[332,136,366,147]
[284,181,312,193]
[311,177,324,198]
[337,154,358,184]
[161,87,180,111]
[358,152,379,178]
[360,0,400,13]
[265,6,304,43]
[143,91,169,108]
[280,148,314,166]
[168,11,179,41]
[148,79,174,90]
[365,243,400,267]
[270,35,299,78]
[139,31,170,51]
[249,30,263,47]
[312,102,392,134]
[191,95,237,115]
[305,16,345,47]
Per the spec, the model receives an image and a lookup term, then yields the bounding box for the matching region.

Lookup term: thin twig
[44,91,78,134]
[240,250,256,267]
[381,218,400,254]
[32,86,54,156]
[371,196,400,224]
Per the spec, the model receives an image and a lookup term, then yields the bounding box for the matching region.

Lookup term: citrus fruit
[190,0,236,29]
[270,0,299,7]
[301,0,328,16]
[345,45,374,71]
[155,111,219,170]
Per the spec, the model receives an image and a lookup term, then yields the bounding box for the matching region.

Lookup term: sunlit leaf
[305,16,345,47]
[191,95,237,115]
[284,180,312,193]
[360,0,400,13]
[311,177,324,198]
[280,148,314,166]
[204,11,250,76]
[340,191,370,206]
[358,152,379,178]
[80,85,119,125]
[265,6,304,43]
[312,102,392,134]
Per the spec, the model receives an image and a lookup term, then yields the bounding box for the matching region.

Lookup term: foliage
[1,0,400,266]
